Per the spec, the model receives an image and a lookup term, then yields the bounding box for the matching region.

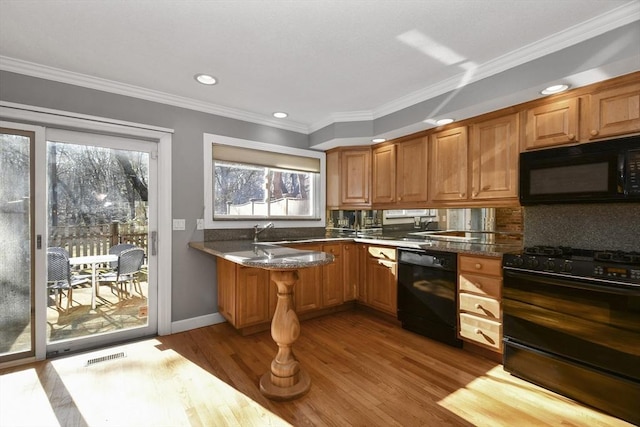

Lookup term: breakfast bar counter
[189,240,334,401]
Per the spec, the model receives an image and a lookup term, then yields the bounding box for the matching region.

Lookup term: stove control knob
[513,257,524,267]
[545,260,556,271]
[528,258,540,268]
[563,262,573,273]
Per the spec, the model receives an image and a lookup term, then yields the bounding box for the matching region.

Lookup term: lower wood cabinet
[217,257,276,330]
[217,242,353,334]
[364,245,397,316]
[457,254,503,353]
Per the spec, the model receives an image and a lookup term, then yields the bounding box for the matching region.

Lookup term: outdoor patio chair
[98,247,145,299]
[47,250,90,310]
[107,243,136,269]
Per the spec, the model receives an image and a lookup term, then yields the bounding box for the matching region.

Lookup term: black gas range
[502,245,640,425]
[503,246,640,286]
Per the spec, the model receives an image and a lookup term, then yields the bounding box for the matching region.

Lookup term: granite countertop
[191,229,522,261]
[189,241,335,270]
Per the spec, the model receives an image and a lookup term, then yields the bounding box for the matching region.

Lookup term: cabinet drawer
[459,293,501,320]
[368,246,396,261]
[459,255,502,276]
[459,273,502,299]
[459,313,502,351]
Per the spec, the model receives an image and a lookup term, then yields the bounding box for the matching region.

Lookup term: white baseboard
[170,312,226,334]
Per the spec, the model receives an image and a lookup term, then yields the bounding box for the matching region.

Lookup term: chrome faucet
[254,222,274,242]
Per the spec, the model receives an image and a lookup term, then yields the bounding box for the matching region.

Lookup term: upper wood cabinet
[326,147,371,209]
[372,136,429,206]
[430,126,469,202]
[524,97,579,150]
[587,81,640,140]
[470,113,519,200]
[372,144,396,204]
[396,136,429,205]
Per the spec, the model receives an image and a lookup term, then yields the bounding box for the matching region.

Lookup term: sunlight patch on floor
[1,338,291,427]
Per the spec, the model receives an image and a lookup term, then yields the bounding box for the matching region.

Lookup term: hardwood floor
[0,310,631,426]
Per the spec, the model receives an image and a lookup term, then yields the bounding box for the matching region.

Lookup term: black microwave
[519,135,640,205]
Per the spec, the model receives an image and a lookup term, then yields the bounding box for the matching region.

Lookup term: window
[214,162,315,218]
[204,134,325,228]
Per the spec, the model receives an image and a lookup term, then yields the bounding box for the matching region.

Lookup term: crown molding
[0,56,310,134]
[369,1,640,120]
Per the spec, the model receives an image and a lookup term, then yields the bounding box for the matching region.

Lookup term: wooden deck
[1,309,632,426]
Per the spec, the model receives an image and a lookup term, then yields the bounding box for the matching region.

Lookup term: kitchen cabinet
[587,81,640,140]
[343,242,359,302]
[524,97,580,150]
[364,245,397,316]
[217,257,275,331]
[371,144,396,204]
[470,113,519,200]
[291,243,323,314]
[372,136,429,206]
[322,243,344,307]
[457,254,503,353]
[430,126,469,202]
[326,147,371,209]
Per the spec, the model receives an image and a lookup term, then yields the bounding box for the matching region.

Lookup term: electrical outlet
[196,219,204,230]
[172,219,186,230]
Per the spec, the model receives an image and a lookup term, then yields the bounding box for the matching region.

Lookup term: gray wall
[0,70,309,322]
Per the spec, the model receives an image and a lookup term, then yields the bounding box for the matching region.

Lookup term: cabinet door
[588,82,640,140]
[216,258,237,324]
[236,266,271,327]
[357,244,367,302]
[431,126,468,201]
[326,150,340,209]
[293,244,323,313]
[470,113,519,200]
[524,98,579,149]
[366,257,397,315]
[340,148,371,206]
[396,137,428,204]
[322,243,344,307]
[343,243,359,301]
[372,144,396,204]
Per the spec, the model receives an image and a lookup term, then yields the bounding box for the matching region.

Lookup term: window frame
[203,133,325,229]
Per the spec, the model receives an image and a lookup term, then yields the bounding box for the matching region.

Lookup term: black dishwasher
[397,248,462,347]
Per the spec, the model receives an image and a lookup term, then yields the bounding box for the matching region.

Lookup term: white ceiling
[1,0,639,146]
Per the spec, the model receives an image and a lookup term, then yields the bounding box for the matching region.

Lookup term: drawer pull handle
[475,263,482,269]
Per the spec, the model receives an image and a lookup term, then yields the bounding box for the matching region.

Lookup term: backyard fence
[49,222,148,257]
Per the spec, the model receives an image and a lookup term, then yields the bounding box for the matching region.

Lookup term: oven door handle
[504,268,640,296]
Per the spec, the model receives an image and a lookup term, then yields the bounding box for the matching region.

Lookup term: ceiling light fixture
[372,138,386,143]
[194,74,217,85]
[435,118,454,126]
[540,84,570,95]
[273,112,288,118]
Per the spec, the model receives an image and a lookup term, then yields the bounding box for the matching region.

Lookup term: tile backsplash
[523,203,640,252]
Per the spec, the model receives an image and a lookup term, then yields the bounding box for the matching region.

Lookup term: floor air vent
[86,351,126,366]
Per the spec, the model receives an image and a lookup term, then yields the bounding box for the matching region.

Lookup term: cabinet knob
[474,328,482,335]
[475,263,482,269]
[459,193,465,198]
[567,133,576,140]
[476,283,483,289]
[591,129,599,136]
[475,303,482,310]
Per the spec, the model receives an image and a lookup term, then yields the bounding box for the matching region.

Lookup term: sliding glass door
[0,127,35,363]
[45,129,158,355]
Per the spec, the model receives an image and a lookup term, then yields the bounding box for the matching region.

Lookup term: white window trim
[1,102,173,362]
[204,133,326,229]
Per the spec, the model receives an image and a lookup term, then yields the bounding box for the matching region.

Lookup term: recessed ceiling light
[194,74,217,85]
[436,118,454,126]
[540,84,569,95]
[372,138,386,143]
[273,112,288,118]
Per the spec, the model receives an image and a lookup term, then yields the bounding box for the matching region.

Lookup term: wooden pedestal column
[259,269,311,400]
